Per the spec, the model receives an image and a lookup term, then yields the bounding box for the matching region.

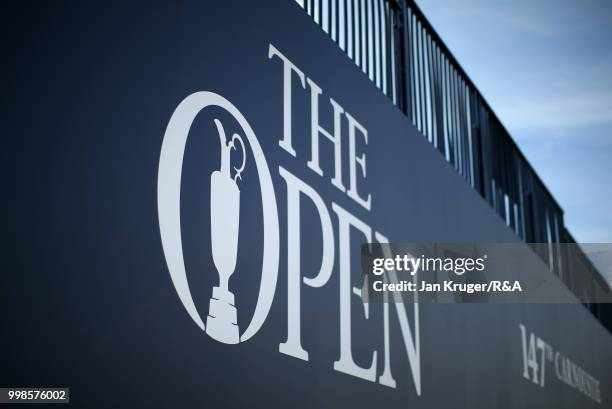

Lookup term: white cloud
[497,89,612,130]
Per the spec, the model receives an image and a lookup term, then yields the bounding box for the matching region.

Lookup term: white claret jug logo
[157,91,280,344]
[207,118,245,343]
[158,43,421,398]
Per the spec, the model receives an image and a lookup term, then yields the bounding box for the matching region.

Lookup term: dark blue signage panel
[4,1,611,408]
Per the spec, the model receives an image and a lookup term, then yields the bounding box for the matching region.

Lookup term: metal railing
[295,0,611,328]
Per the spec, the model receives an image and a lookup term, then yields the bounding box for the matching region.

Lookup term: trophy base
[206,286,239,344]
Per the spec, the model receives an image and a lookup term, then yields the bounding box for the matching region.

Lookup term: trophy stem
[205,286,239,344]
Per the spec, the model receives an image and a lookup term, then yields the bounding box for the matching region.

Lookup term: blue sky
[415,0,612,249]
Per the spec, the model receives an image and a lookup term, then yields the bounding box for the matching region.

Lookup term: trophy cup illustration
[206,119,246,344]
